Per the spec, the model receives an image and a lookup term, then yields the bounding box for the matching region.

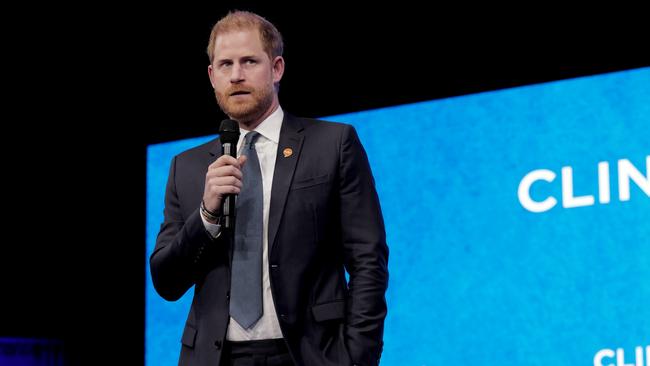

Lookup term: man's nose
[230,63,245,83]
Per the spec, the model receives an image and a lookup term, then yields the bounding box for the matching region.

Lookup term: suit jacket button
[214,340,221,349]
[226,291,230,300]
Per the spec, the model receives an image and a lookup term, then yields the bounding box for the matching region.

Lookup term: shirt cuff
[200,212,222,238]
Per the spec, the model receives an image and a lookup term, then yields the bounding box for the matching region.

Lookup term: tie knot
[244,131,261,149]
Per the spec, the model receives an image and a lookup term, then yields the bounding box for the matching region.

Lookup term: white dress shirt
[201,106,284,340]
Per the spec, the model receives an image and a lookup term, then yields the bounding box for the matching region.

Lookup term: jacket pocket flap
[181,324,197,348]
[292,174,331,190]
[312,300,345,322]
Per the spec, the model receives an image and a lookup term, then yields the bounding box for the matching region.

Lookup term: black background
[3,2,648,364]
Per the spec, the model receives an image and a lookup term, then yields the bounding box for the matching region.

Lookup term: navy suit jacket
[150,114,389,366]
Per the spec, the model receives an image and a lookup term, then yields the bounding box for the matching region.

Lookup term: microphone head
[218,119,240,144]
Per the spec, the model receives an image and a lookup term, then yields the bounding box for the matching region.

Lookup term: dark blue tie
[230,131,264,329]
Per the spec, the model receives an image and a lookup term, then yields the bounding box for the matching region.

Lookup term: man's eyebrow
[215,55,258,63]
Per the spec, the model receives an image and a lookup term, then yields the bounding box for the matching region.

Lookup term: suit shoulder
[298,116,350,130]
[173,136,220,163]
[292,116,355,137]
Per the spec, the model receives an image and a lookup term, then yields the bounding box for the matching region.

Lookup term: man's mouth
[230,91,251,96]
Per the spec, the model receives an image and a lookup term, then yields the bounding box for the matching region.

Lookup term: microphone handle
[222,142,236,229]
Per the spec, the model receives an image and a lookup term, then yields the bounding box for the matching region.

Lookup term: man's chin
[223,103,255,119]
[227,108,251,117]
[219,95,272,123]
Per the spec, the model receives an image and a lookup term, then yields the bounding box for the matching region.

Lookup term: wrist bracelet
[200,200,221,222]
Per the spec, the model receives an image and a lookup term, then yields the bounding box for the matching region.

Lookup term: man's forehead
[214,29,263,51]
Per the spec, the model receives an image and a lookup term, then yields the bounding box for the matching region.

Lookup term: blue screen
[146,67,650,365]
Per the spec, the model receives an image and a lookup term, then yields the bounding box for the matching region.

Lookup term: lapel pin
[283,148,293,158]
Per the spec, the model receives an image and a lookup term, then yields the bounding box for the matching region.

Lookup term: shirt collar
[239,106,283,145]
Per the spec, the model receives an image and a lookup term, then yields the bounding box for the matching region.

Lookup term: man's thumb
[238,155,248,166]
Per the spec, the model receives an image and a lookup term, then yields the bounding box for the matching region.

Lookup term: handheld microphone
[218,119,240,229]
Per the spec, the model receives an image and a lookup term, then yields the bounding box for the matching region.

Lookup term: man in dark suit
[150,10,388,366]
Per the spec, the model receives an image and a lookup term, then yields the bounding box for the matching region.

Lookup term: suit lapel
[269,115,304,253]
[208,138,222,159]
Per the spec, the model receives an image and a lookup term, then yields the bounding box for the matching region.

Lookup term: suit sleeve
[339,125,389,366]
[149,155,223,301]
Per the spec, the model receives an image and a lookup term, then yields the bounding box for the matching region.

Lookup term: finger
[213,165,242,180]
[210,176,243,189]
[238,155,247,167]
[210,155,239,168]
[207,163,243,179]
[211,185,241,196]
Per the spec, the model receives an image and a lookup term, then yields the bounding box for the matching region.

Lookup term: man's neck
[237,99,280,131]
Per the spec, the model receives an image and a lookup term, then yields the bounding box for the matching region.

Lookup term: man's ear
[272,56,285,83]
[208,64,216,88]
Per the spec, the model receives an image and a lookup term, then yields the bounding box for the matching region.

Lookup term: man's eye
[245,59,257,65]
